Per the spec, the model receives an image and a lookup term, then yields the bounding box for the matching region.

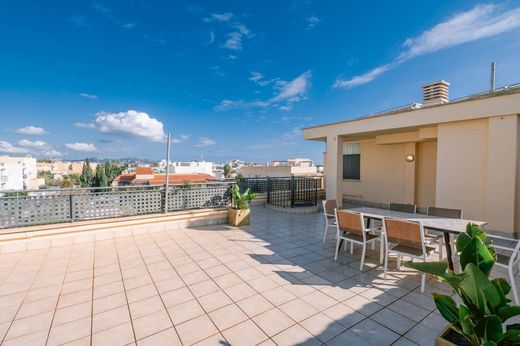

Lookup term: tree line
[80,159,128,188]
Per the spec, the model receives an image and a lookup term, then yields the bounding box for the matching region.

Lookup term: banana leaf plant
[405,224,520,345]
[230,184,255,210]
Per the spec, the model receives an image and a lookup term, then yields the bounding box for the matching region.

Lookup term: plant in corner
[228,184,255,226]
[405,224,520,345]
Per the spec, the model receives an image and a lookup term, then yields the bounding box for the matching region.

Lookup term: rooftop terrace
[0,205,518,346]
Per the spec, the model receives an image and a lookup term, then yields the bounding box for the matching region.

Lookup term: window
[343,142,360,180]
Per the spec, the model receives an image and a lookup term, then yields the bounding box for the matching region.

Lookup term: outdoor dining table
[346,206,487,271]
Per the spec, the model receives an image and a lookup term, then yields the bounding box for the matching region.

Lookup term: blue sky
[1,1,520,163]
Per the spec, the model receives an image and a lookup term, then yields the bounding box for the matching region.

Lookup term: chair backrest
[383,217,425,251]
[335,209,364,237]
[323,200,337,217]
[388,203,417,214]
[427,206,463,219]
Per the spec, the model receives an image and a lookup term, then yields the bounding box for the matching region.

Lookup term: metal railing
[0,183,232,229]
[265,177,319,208]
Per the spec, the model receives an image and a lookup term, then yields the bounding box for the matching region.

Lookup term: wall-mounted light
[405,154,415,162]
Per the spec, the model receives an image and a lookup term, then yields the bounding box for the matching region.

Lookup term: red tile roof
[119,173,215,186]
[135,166,153,175]
[113,173,135,182]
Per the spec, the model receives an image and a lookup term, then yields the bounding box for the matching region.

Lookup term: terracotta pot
[228,208,250,226]
[436,326,468,346]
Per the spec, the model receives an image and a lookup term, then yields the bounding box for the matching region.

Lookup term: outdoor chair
[425,207,463,259]
[388,203,417,213]
[383,217,435,292]
[487,234,520,304]
[322,200,338,243]
[334,209,383,270]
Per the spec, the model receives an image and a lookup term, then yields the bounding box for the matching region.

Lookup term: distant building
[240,158,319,178]
[112,166,215,186]
[37,160,98,179]
[0,155,43,190]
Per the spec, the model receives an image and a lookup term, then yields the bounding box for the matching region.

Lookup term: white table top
[345,207,487,234]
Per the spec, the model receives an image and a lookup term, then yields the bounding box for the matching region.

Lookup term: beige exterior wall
[240,165,318,177]
[305,93,520,233]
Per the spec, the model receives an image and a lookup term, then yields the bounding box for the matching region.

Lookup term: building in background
[37,160,98,180]
[112,166,214,186]
[0,155,43,190]
[240,158,319,178]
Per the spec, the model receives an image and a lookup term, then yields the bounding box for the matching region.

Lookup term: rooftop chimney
[422,80,450,106]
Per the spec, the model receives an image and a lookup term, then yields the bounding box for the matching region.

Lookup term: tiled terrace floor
[0,205,518,346]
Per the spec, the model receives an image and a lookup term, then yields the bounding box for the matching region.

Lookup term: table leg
[444,232,454,271]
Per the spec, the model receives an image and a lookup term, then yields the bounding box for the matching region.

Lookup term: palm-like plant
[406,224,520,345]
[230,184,254,210]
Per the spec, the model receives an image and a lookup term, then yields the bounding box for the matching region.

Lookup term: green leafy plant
[405,224,520,345]
[230,184,255,210]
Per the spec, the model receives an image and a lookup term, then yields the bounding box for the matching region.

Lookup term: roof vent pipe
[490,62,496,93]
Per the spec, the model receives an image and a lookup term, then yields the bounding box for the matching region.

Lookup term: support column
[325,135,343,206]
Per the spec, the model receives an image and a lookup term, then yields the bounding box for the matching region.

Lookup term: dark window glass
[343,154,360,180]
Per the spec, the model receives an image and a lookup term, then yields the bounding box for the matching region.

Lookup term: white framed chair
[487,234,520,305]
[382,217,436,292]
[334,209,383,270]
[425,207,463,259]
[322,200,338,243]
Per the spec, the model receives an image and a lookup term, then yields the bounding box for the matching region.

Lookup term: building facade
[304,82,520,233]
[0,155,41,190]
[240,158,319,178]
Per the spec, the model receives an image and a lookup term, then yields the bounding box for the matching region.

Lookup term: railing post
[266,177,271,204]
[314,178,318,206]
[69,194,74,222]
[290,176,295,208]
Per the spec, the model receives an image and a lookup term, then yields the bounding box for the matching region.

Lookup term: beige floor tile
[93,292,127,314]
[53,301,91,326]
[182,270,210,285]
[208,304,248,331]
[93,280,124,299]
[322,303,365,328]
[91,321,135,346]
[5,311,53,340]
[300,290,339,311]
[189,280,220,298]
[16,297,57,319]
[222,320,268,346]
[47,316,91,346]
[237,294,274,317]
[175,315,219,345]
[167,299,205,325]
[124,274,154,291]
[155,276,185,294]
[197,290,233,312]
[278,299,319,322]
[129,295,165,319]
[252,308,295,337]
[261,286,296,306]
[225,282,257,301]
[300,312,347,342]
[161,287,195,307]
[213,272,243,289]
[137,327,181,346]
[192,332,228,346]
[247,277,279,293]
[126,284,157,303]
[204,264,231,278]
[133,309,173,340]
[93,305,131,333]
[0,305,19,324]
[319,285,357,301]
[2,329,48,346]
[62,278,93,295]
[272,324,321,346]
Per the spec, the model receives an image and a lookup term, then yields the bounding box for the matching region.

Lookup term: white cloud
[334,4,520,88]
[69,15,90,28]
[333,64,393,89]
[249,71,264,82]
[79,110,166,142]
[399,4,520,61]
[209,31,215,44]
[171,134,189,144]
[270,70,312,103]
[179,134,189,140]
[18,139,47,149]
[42,150,63,157]
[0,141,28,154]
[221,23,253,51]
[203,12,233,23]
[65,142,97,152]
[196,137,216,147]
[80,92,98,99]
[15,126,47,135]
[75,122,96,129]
[92,2,113,19]
[305,15,320,31]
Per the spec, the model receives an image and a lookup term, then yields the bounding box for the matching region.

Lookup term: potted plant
[405,224,520,346]
[228,184,255,226]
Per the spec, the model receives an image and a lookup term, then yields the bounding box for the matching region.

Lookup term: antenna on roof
[490,62,496,93]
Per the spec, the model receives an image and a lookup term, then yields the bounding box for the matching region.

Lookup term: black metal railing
[265,177,318,208]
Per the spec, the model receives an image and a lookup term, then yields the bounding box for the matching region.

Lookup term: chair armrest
[494,245,516,252]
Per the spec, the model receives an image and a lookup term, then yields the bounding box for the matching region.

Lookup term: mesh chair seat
[496,253,514,266]
[391,244,436,257]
